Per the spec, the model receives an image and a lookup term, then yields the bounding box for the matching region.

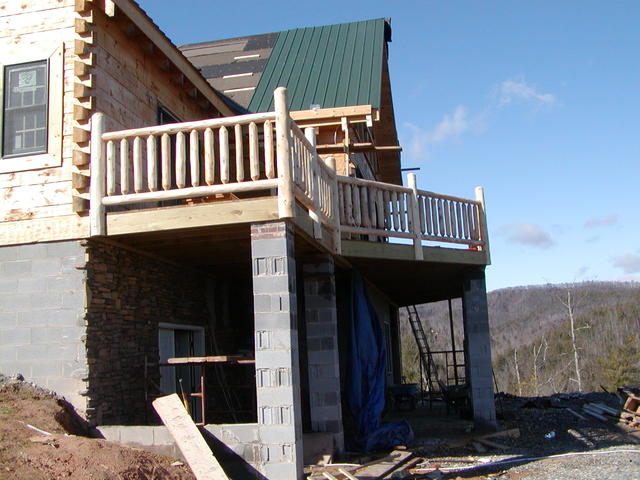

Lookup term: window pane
[3,60,48,157]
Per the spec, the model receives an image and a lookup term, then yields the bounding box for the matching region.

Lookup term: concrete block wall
[96,423,331,478]
[0,241,88,411]
[303,254,344,453]
[251,221,304,479]
[96,425,183,460]
[461,267,497,428]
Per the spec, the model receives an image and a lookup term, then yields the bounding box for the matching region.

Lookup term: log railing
[89,87,488,261]
[98,111,279,207]
[337,173,489,260]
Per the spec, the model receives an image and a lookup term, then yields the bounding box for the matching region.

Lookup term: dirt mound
[0,375,195,480]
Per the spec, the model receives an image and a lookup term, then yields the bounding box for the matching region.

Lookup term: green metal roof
[248,18,390,113]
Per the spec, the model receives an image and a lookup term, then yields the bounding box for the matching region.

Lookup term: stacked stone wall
[85,241,209,425]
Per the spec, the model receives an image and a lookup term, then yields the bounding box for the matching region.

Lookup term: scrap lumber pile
[619,387,640,428]
[306,450,417,480]
[307,429,520,479]
[575,387,640,429]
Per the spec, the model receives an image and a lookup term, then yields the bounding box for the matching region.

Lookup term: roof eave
[112,0,235,116]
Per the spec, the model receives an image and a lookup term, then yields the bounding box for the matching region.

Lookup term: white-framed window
[0,43,63,173]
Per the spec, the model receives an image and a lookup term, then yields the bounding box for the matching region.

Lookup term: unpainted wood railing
[98,112,279,205]
[89,87,488,260]
[337,175,489,260]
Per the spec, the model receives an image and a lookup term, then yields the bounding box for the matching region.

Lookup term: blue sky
[138,1,640,291]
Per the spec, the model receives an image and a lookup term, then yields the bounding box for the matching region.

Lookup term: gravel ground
[451,446,640,480]
[410,393,640,480]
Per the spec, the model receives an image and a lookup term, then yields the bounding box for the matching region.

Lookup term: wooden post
[408,173,424,260]
[90,112,106,236]
[305,126,322,239]
[274,87,294,218]
[327,157,341,254]
[475,186,491,264]
[448,298,459,385]
[147,135,158,191]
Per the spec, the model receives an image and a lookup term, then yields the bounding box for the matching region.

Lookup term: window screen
[2,60,48,157]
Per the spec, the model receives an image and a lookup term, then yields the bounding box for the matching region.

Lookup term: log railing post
[305,126,322,239]
[408,173,424,260]
[475,186,491,264]
[274,87,294,218]
[90,112,106,236]
[327,157,341,254]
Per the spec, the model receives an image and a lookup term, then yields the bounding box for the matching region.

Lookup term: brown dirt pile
[0,377,195,480]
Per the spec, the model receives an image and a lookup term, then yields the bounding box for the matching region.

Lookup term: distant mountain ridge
[399,281,640,394]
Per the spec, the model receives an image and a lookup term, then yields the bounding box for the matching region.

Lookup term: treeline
[399,282,640,394]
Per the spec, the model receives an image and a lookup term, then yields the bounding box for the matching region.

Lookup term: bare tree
[513,348,522,396]
[559,289,584,392]
[531,338,546,396]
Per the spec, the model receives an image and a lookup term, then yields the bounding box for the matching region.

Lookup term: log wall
[0,0,80,244]
[0,0,222,246]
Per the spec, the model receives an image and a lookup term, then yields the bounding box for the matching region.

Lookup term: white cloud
[498,223,555,249]
[611,252,640,274]
[404,106,473,159]
[402,77,555,160]
[584,214,618,229]
[497,78,557,107]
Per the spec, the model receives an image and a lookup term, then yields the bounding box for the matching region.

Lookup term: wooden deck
[86,87,489,275]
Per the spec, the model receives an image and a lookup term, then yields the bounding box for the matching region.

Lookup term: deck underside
[102,197,487,306]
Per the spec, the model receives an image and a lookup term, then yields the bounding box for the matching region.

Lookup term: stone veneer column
[461,267,497,429]
[251,221,303,479]
[303,254,344,453]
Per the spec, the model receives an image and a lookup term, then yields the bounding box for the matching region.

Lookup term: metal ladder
[405,305,441,398]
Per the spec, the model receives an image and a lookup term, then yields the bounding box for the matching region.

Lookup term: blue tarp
[346,273,413,452]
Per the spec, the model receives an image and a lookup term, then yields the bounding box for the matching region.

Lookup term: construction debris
[620,388,640,428]
[152,393,228,480]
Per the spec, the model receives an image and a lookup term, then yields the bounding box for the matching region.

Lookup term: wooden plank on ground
[351,450,414,479]
[477,438,507,450]
[152,394,228,480]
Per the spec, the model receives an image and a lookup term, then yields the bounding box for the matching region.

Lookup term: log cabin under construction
[0,1,496,478]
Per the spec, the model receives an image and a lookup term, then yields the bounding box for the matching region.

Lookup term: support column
[303,254,344,454]
[461,267,497,429]
[251,221,303,479]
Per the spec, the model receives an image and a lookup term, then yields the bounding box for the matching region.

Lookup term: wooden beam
[166,355,255,365]
[75,17,89,34]
[72,196,89,213]
[74,38,89,55]
[74,0,90,13]
[72,127,90,143]
[340,239,489,265]
[291,105,373,122]
[107,197,279,236]
[152,394,229,480]
[72,172,89,189]
[73,150,90,166]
